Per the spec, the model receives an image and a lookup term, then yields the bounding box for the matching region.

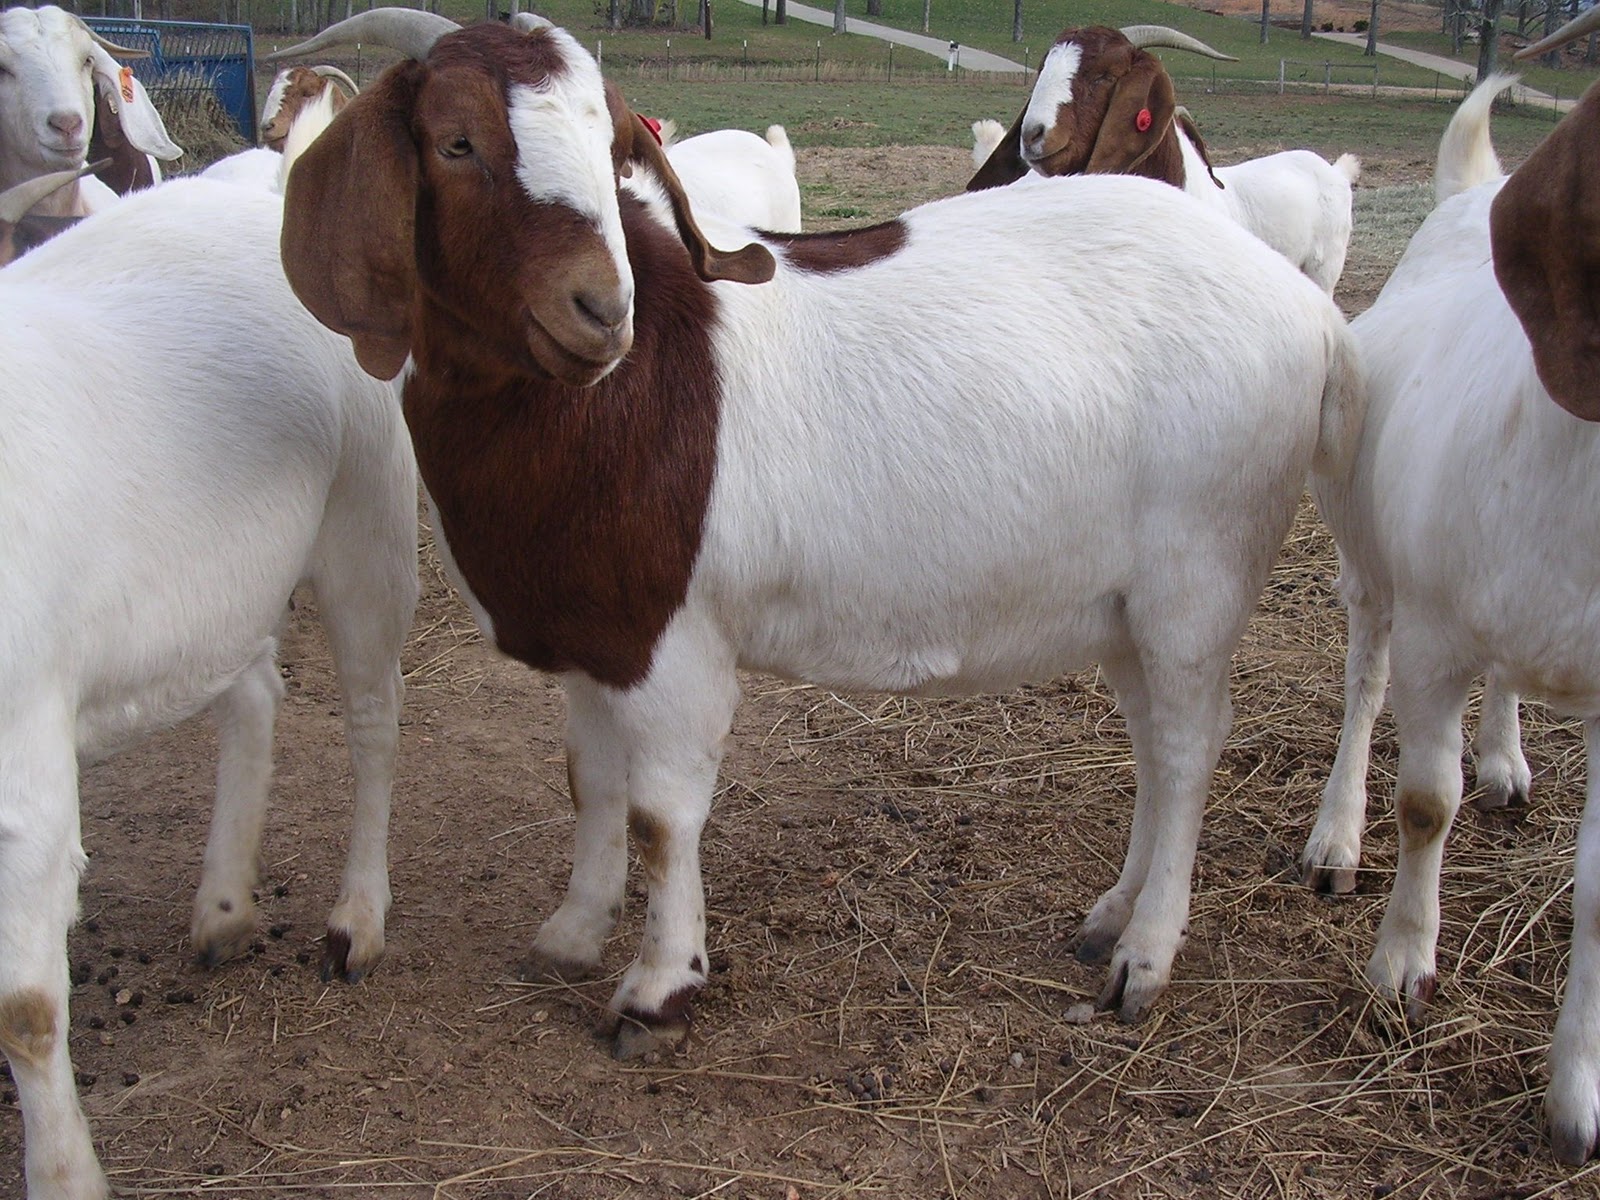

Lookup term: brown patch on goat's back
[404,196,720,690]
[767,218,908,274]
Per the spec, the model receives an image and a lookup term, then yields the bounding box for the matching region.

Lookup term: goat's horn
[0,163,99,224]
[1515,5,1600,59]
[82,23,151,59]
[1120,25,1238,62]
[509,11,553,32]
[311,64,360,95]
[262,8,459,62]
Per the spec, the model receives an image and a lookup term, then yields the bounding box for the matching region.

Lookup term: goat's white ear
[89,48,183,161]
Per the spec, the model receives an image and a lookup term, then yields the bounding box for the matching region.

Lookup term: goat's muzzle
[525,282,634,387]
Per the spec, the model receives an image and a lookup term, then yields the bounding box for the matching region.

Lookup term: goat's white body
[0,178,418,1199]
[1306,79,1600,1161]
[1177,132,1359,294]
[663,124,802,232]
[522,173,1365,1036]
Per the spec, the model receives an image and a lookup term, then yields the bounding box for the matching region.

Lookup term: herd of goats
[1,2,1599,1194]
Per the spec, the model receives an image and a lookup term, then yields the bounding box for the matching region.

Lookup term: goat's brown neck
[403,199,723,688]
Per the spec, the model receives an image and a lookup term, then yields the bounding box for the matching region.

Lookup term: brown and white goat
[259,63,357,152]
[274,9,1362,1061]
[969,24,1361,294]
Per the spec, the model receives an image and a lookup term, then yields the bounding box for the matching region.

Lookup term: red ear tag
[1135,107,1152,133]
[119,65,135,103]
[639,114,663,145]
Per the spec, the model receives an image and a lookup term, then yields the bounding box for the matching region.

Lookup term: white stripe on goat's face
[508,30,631,290]
[261,71,291,125]
[1021,41,1082,163]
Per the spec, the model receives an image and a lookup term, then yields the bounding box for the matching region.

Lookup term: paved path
[726,0,1026,71]
[1313,29,1576,110]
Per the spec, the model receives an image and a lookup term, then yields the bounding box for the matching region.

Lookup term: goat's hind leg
[0,714,107,1199]
[1543,718,1600,1164]
[1470,673,1531,812]
[191,643,283,967]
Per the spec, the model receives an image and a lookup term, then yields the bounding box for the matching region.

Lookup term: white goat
[0,5,180,215]
[969,25,1360,295]
[658,120,803,232]
[1303,55,1600,1163]
[274,9,1363,1061]
[0,177,419,1200]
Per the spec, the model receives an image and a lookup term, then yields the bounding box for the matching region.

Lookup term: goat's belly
[733,593,1125,695]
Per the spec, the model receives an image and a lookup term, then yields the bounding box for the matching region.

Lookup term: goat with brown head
[968,24,1232,192]
[273,10,770,383]
[259,64,357,152]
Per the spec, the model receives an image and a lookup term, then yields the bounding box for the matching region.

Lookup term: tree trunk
[1260,0,1270,41]
[1541,0,1561,66]
[1476,0,1503,78]
[921,0,930,34]
[866,0,881,15]
[775,0,785,25]
[609,0,621,29]
[831,0,844,34]
[1013,0,1022,42]
[1300,0,1313,39]
[1364,0,1378,55]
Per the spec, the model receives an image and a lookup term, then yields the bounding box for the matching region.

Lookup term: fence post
[814,38,819,82]
[742,38,746,80]
[887,41,892,82]
[1278,58,1284,93]
[667,36,671,79]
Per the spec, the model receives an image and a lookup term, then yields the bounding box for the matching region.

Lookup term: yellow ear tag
[119,66,135,103]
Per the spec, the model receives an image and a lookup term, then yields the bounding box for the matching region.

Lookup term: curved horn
[0,163,99,223]
[82,24,151,59]
[1515,5,1600,59]
[1120,24,1238,62]
[262,9,459,62]
[311,64,360,96]
[509,11,553,32]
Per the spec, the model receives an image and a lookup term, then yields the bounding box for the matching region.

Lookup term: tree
[775,0,786,24]
[867,0,882,17]
[1364,0,1378,54]
[1013,0,1023,42]
[1476,0,1504,78]
[922,0,930,34]
[832,0,844,33]
[1260,0,1270,41]
[1301,0,1313,40]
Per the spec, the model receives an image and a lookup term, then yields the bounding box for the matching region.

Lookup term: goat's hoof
[1404,974,1437,1024]
[1073,929,1117,966]
[320,929,380,984]
[1549,1120,1600,1166]
[1302,861,1358,895]
[191,913,257,969]
[518,949,599,985]
[1470,782,1528,813]
[609,1009,690,1061]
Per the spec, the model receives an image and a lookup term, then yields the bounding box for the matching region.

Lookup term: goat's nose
[1021,121,1045,155]
[573,285,632,337]
[48,111,85,140]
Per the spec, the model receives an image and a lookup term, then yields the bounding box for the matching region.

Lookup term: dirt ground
[5,141,1596,1200]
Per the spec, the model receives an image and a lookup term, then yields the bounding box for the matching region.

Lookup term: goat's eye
[441,135,473,159]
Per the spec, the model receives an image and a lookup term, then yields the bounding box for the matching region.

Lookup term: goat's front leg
[0,714,107,1200]
[191,644,283,968]
[1544,718,1600,1164]
[599,621,739,1059]
[524,676,634,982]
[1303,562,1391,893]
[1364,629,1471,1021]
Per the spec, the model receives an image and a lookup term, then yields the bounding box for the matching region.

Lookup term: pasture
[2,67,1594,1200]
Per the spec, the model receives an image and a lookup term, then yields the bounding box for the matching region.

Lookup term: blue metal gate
[85,17,256,144]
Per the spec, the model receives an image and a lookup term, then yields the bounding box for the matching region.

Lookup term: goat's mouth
[523,304,632,388]
[39,138,89,165]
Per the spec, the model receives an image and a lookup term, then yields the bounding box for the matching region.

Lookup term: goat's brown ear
[604,81,775,285]
[1085,56,1176,176]
[1175,109,1223,189]
[1490,80,1600,421]
[966,109,1029,191]
[281,64,423,381]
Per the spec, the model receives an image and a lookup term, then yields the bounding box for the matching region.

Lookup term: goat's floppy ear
[1490,80,1600,421]
[965,108,1029,191]
[281,64,423,381]
[88,49,182,161]
[1085,55,1175,176]
[1175,109,1223,189]
[88,89,156,193]
[605,81,774,285]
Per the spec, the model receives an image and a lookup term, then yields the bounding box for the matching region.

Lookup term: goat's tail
[1312,318,1368,481]
[1435,73,1518,205]
[764,124,795,172]
[1332,152,1361,185]
[971,118,1005,171]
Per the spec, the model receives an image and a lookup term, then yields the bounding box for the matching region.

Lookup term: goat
[0,5,180,216]
[971,116,1004,171]
[1302,44,1600,1162]
[657,119,803,232]
[968,25,1360,295]
[0,161,97,261]
[0,177,419,1199]
[259,63,357,152]
[273,9,1364,1060]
